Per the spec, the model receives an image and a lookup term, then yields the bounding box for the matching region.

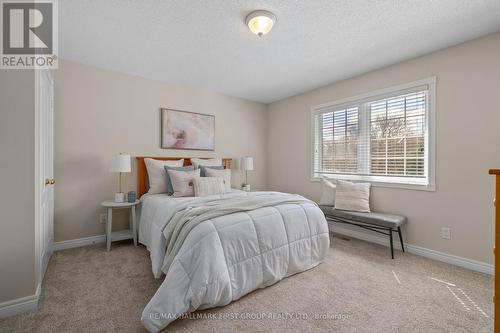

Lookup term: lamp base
[241,184,251,192]
[115,192,125,202]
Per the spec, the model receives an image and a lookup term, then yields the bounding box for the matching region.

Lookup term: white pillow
[193,177,229,197]
[167,168,200,197]
[144,158,184,194]
[319,178,336,206]
[190,158,222,169]
[205,168,231,192]
[335,180,371,212]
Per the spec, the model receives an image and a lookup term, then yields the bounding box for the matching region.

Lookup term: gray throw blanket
[161,193,314,273]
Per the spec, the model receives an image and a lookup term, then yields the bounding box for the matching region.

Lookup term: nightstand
[101,200,140,251]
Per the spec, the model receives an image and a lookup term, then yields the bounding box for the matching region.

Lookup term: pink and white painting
[161,109,215,150]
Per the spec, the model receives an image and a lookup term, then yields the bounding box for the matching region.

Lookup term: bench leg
[397,226,405,252]
[389,228,394,259]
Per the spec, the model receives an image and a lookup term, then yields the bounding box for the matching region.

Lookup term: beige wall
[268,31,500,264]
[0,70,36,302]
[54,61,268,242]
[55,32,500,263]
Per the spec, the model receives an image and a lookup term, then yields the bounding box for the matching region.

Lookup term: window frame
[310,77,436,191]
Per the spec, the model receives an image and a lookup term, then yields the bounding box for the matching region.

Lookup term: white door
[38,69,54,282]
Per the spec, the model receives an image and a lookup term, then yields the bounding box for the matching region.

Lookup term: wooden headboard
[136,156,232,198]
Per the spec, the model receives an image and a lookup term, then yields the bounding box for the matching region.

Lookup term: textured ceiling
[59,0,500,103]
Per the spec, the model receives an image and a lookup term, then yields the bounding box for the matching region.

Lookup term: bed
[136,157,330,332]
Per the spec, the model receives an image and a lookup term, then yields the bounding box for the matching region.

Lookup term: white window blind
[312,79,435,189]
[319,107,359,174]
[369,91,426,177]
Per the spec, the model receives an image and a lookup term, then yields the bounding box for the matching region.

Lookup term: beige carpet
[0,235,493,332]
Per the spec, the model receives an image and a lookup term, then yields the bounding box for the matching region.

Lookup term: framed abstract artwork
[160,108,215,150]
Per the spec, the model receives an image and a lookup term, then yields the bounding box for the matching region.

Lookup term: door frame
[34,68,54,292]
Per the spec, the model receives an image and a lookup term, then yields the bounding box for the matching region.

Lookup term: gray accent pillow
[200,165,224,177]
[164,165,194,195]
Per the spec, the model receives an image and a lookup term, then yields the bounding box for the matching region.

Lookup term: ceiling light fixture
[245,10,276,37]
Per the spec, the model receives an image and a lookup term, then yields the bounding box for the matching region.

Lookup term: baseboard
[52,234,106,251]
[330,223,493,275]
[0,284,41,319]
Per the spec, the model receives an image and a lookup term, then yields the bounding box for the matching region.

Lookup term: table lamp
[240,156,254,191]
[110,153,131,202]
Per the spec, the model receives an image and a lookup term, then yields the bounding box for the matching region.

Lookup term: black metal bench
[320,205,407,259]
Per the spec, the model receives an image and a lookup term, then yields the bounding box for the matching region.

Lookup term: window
[312,78,435,190]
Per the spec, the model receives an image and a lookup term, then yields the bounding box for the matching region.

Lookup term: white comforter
[139,191,329,332]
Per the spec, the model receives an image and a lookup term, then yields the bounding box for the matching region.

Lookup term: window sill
[311,174,435,192]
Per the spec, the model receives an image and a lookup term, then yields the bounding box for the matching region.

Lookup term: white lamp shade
[110,154,131,173]
[240,157,254,171]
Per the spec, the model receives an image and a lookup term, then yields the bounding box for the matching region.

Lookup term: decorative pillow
[167,168,200,197]
[200,165,224,177]
[334,180,371,212]
[205,168,231,192]
[193,177,229,197]
[190,158,222,169]
[144,158,184,194]
[319,178,336,206]
[164,165,194,195]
